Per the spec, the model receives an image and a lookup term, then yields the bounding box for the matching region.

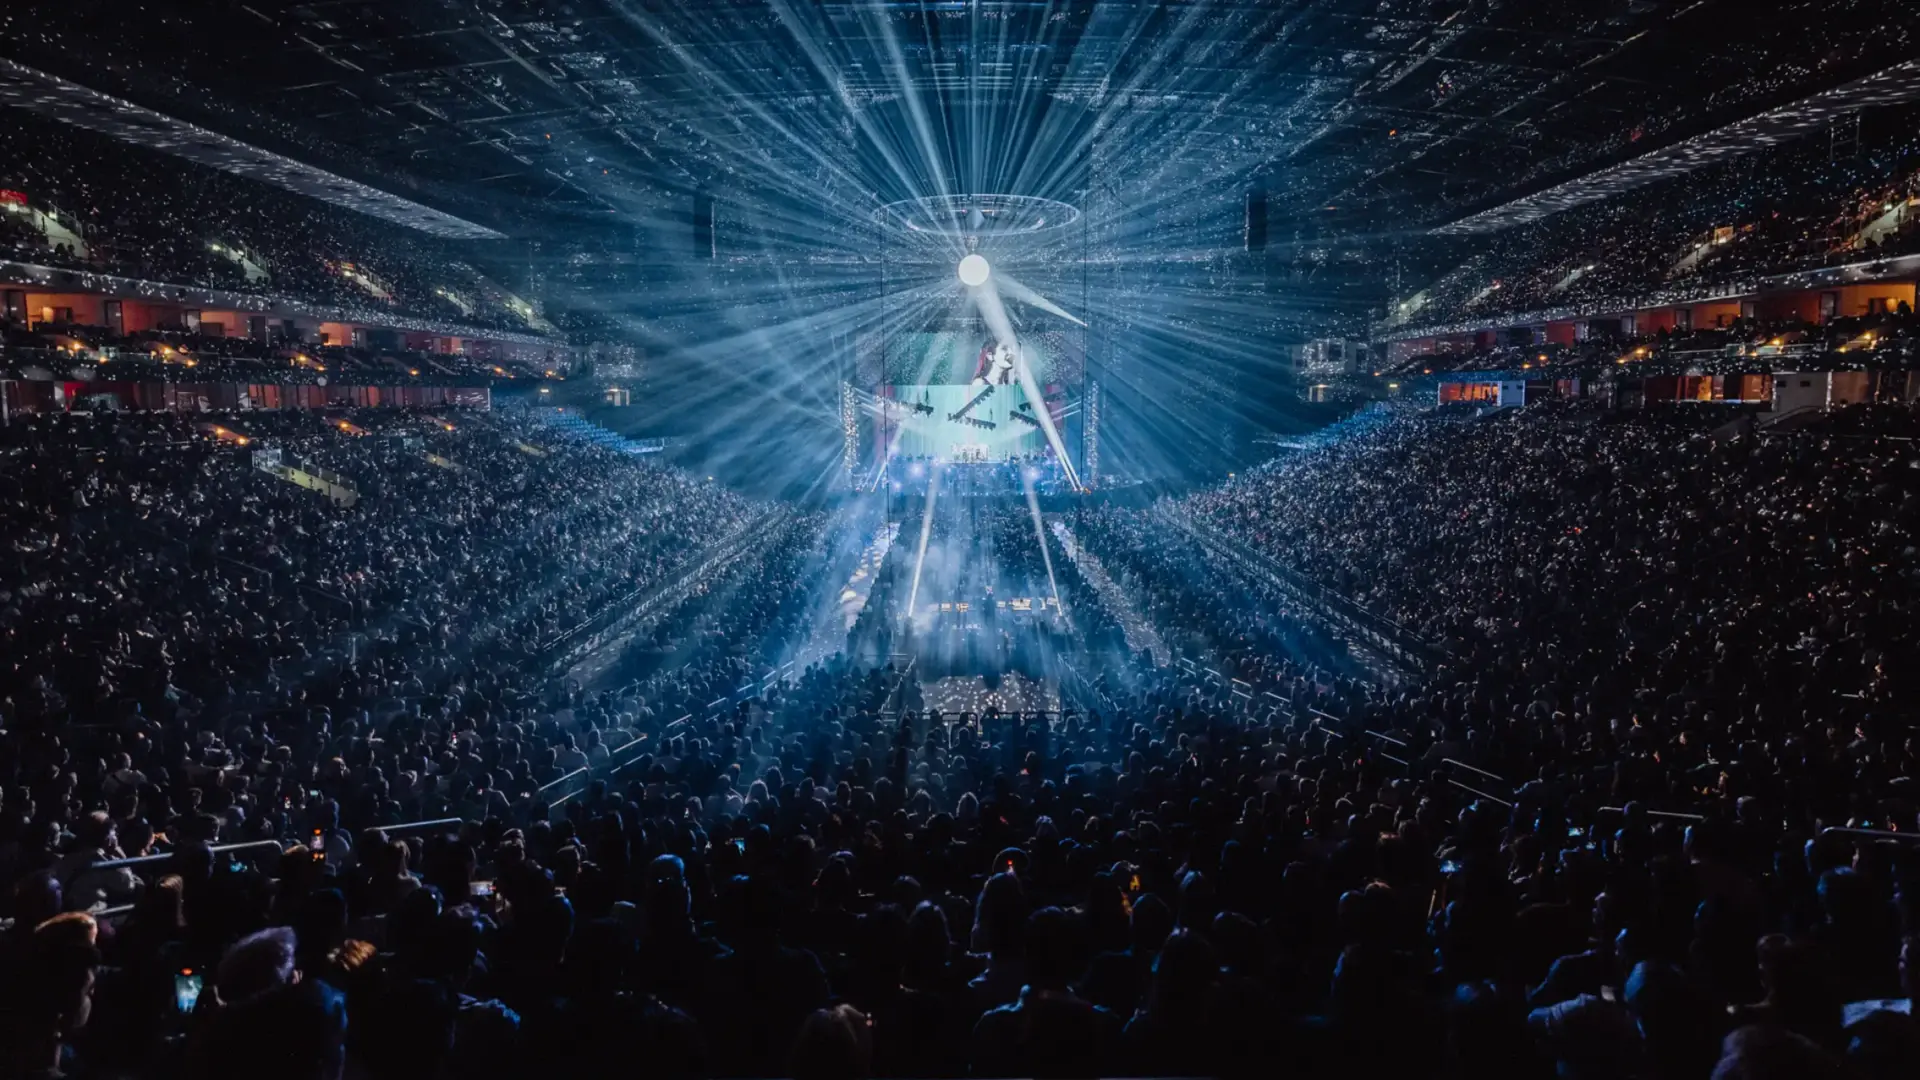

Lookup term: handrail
[1448,779,1513,808]
[1159,506,1452,672]
[377,816,462,836]
[614,737,660,772]
[539,509,785,659]
[1441,758,1511,788]
[1820,827,1920,842]
[1759,403,1823,431]
[1365,729,1408,747]
[880,654,919,717]
[1597,806,1707,822]
[554,658,795,810]
[536,767,589,794]
[92,839,285,872]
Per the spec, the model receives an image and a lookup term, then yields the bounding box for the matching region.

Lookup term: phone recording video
[174,970,203,1015]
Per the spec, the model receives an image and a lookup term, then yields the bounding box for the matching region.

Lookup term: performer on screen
[971,340,1019,387]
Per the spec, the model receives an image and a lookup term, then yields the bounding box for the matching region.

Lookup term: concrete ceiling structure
[5,0,1912,255]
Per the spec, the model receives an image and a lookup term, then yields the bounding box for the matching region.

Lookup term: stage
[842,320,1098,494]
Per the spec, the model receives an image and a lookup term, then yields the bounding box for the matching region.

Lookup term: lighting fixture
[958,254,991,288]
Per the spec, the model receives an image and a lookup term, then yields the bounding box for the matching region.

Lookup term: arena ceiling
[4,0,1912,255]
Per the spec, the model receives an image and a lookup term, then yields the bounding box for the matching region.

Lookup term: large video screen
[883,330,1083,386]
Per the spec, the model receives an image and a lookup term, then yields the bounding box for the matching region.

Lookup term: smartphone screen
[470,880,494,899]
[174,971,203,1014]
[311,829,325,860]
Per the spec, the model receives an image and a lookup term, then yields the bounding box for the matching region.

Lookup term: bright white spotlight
[957,253,991,287]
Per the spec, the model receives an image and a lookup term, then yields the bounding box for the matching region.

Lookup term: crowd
[0,111,540,336]
[1,321,556,389]
[1390,307,1920,378]
[1400,120,1920,332]
[881,455,1078,498]
[1068,504,1365,695]
[0,403,755,832]
[3,394,1920,1080]
[847,498,1131,686]
[1467,1,1918,206]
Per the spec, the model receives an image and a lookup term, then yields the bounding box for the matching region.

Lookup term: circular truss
[873,193,1081,238]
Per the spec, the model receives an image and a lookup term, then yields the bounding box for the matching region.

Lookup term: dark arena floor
[3,2,1920,1079]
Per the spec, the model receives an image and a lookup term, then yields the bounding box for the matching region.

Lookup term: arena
[2,2,1919,1078]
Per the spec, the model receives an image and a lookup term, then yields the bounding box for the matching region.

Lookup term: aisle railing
[91,839,286,873]
[86,815,469,876]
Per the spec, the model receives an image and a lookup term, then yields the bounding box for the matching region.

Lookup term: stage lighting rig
[878,399,937,421]
[949,384,995,422]
[1015,389,1066,414]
